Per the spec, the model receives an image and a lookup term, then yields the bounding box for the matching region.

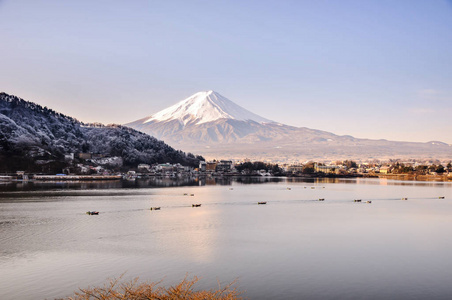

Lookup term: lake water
[1,177,452,299]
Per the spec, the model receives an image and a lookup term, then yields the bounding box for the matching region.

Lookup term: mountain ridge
[126,91,451,162]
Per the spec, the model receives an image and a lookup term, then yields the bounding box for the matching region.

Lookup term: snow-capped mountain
[126,91,452,161]
[143,90,272,126]
[126,90,278,143]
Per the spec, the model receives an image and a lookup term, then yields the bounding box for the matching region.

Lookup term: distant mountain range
[0,92,202,172]
[126,90,452,162]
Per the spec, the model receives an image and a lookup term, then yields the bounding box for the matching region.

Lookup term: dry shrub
[63,275,243,300]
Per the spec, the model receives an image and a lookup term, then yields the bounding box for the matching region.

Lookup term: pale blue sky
[1,0,451,143]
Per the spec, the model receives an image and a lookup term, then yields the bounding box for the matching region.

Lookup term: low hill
[0,92,203,173]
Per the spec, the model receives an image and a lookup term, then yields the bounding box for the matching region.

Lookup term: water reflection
[1,176,451,195]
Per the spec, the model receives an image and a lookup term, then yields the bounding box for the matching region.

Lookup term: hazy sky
[1,0,451,143]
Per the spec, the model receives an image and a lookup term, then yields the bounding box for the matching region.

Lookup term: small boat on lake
[190,194,195,196]
[354,199,362,202]
[86,211,99,215]
[258,202,267,205]
[366,201,372,204]
[439,196,445,199]
[150,207,161,210]
[318,198,325,201]
[401,198,408,200]
[192,204,201,207]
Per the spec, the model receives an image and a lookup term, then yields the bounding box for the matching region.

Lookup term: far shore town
[1,153,451,182]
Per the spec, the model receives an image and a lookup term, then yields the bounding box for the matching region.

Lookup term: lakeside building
[156,163,174,172]
[198,160,234,173]
[314,164,341,174]
[206,162,217,171]
[287,165,303,173]
[216,160,233,172]
[379,166,391,174]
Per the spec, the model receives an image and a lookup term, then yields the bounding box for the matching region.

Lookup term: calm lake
[1,177,452,299]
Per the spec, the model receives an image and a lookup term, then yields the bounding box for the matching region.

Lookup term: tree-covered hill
[0,92,203,172]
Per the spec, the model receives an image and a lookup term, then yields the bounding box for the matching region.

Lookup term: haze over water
[1,178,452,299]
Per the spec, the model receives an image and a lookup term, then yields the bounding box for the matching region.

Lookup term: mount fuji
[142,90,272,126]
[126,91,451,161]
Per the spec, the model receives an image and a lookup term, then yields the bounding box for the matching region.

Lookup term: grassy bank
[61,276,243,300]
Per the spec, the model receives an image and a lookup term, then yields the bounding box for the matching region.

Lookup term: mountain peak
[143,91,272,125]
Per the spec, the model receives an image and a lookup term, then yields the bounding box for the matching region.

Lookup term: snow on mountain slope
[143,90,272,125]
[125,90,452,161]
[0,92,203,170]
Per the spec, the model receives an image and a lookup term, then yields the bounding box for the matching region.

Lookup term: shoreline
[1,173,451,184]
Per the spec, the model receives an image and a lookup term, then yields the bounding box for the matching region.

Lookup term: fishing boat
[354,199,362,202]
[86,211,99,215]
[192,204,201,207]
[366,201,372,204]
[318,198,325,201]
[401,198,408,200]
[258,202,267,205]
[150,207,161,210]
[439,196,445,199]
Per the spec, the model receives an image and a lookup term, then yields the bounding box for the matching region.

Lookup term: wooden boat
[257,202,267,205]
[150,207,161,210]
[318,198,325,201]
[354,199,362,202]
[86,211,99,215]
[192,204,201,207]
